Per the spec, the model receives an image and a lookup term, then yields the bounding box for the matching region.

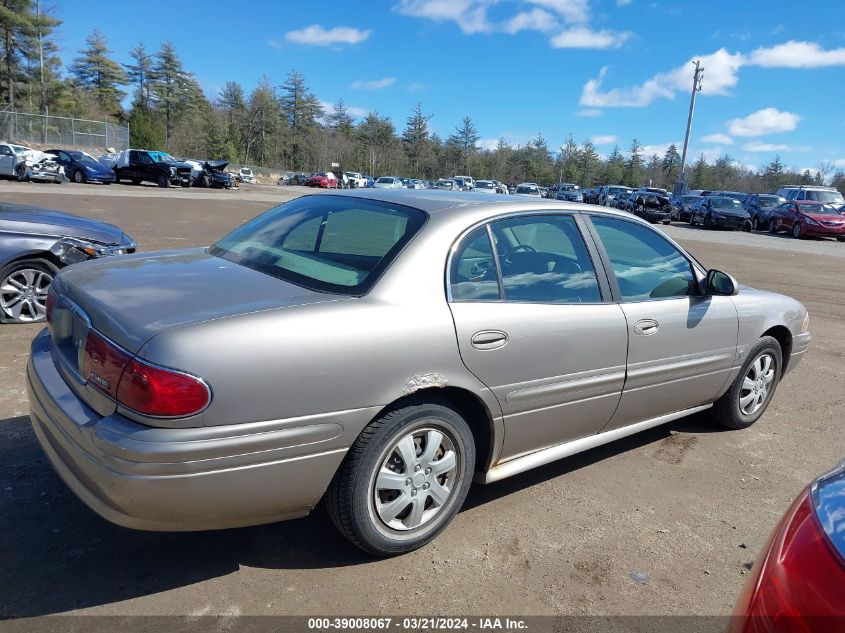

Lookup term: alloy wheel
[0,268,53,322]
[739,353,776,416]
[792,223,802,238]
[371,427,459,532]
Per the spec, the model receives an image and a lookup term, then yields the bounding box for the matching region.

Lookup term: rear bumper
[27,329,369,531]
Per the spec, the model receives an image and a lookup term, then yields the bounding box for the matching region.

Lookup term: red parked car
[768,200,845,240]
[729,460,845,633]
[305,172,338,189]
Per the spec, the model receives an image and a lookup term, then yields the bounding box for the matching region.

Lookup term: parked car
[0,143,65,183]
[306,172,338,188]
[278,171,309,186]
[491,180,509,194]
[45,149,115,184]
[514,183,541,197]
[776,185,845,206]
[473,180,498,193]
[768,200,845,240]
[672,194,702,222]
[729,460,845,633]
[616,191,637,211]
[407,179,425,190]
[374,176,404,189]
[0,143,28,180]
[238,167,256,184]
[689,196,750,230]
[708,190,747,202]
[112,149,192,187]
[434,179,459,191]
[453,175,474,190]
[193,161,234,189]
[1,202,135,323]
[743,194,786,231]
[555,183,583,203]
[28,190,810,556]
[345,172,368,189]
[363,175,375,188]
[632,192,673,224]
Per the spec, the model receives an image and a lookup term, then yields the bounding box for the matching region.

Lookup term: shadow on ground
[0,410,719,616]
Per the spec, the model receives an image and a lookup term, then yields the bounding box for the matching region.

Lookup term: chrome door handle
[634,319,659,336]
[471,330,509,350]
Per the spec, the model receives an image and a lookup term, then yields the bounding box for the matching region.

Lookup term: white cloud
[504,8,556,34]
[591,134,617,145]
[640,141,680,157]
[728,108,800,137]
[743,141,811,152]
[551,27,629,49]
[526,0,590,23]
[350,77,396,90]
[393,0,495,34]
[284,25,371,47]
[749,40,845,68]
[701,133,733,145]
[579,41,845,109]
[576,108,602,117]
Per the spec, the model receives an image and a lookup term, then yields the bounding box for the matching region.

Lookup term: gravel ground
[0,182,843,618]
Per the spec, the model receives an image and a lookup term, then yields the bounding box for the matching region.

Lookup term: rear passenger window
[450,227,500,301]
[490,215,601,304]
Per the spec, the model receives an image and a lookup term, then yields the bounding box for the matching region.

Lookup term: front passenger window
[591,216,697,301]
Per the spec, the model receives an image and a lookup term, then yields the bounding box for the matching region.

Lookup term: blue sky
[56,0,845,174]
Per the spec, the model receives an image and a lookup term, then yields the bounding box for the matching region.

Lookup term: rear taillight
[730,488,845,633]
[116,358,210,417]
[81,329,210,418]
[82,330,131,399]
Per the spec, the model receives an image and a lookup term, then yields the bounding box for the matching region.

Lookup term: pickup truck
[344,171,368,188]
[111,149,193,187]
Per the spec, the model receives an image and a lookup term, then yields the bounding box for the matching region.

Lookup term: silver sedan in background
[28,191,810,556]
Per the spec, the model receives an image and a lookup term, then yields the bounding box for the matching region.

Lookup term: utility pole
[676,60,703,195]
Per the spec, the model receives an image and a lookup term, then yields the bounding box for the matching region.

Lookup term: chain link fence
[0,109,129,151]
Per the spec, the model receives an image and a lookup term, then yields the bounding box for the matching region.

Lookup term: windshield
[148,151,176,164]
[804,190,845,204]
[516,186,539,195]
[609,187,628,195]
[798,203,839,215]
[10,146,28,154]
[436,180,454,187]
[561,184,579,191]
[711,197,745,211]
[241,168,252,175]
[721,192,746,201]
[758,195,784,208]
[209,196,427,295]
[377,177,394,183]
[68,151,99,165]
[476,181,495,188]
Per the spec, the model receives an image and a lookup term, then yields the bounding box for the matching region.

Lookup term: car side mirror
[706,269,738,296]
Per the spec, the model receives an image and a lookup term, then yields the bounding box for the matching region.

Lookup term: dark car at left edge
[0,203,135,324]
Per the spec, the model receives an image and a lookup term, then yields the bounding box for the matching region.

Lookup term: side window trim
[485,223,505,300]
[582,213,704,303]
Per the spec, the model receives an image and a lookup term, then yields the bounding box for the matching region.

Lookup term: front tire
[157,173,170,188]
[0,259,56,324]
[327,398,475,556]
[792,223,802,239]
[711,336,782,430]
[73,169,86,184]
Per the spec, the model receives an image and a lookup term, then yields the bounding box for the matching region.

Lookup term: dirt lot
[1,182,843,618]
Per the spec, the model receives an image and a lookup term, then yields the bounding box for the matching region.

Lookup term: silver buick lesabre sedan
[28,190,810,556]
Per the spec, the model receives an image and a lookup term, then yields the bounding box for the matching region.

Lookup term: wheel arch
[0,250,62,274]
[762,325,793,373]
[368,386,498,473]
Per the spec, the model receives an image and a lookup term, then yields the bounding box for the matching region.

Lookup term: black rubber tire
[15,163,28,182]
[711,336,782,430]
[662,220,671,225]
[131,179,141,186]
[792,223,802,239]
[838,237,845,242]
[157,173,170,188]
[751,216,759,231]
[73,169,85,184]
[768,220,777,233]
[704,213,715,230]
[326,397,475,557]
[689,211,696,226]
[0,258,58,324]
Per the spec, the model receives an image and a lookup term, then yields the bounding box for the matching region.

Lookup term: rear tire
[327,398,475,557]
[711,336,782,430]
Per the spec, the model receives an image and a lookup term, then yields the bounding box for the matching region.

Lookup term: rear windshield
[476,181,495,188]
[758,195,784,207]
[516,186,538,194]
[609,187,628,194]
[209,196,427,295]
[377,177,394,183]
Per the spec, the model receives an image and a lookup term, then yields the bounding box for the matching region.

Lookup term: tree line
[2,2,843,193]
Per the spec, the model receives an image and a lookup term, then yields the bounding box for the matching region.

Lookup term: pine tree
[124,42,153,109]
[448,116,479,175]
[558,133,580,183]
[578,140,601,186]
[69,30,127,117]
[624,138,644,187]
[0,0,36,110]
[279,70,321,169]
[401,102,432,176]
[602,145,625,184]
[661,144,681,186]
[150,41,194,148]
[327,98,355,134]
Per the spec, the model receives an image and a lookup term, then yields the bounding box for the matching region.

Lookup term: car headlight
[51,237,112,264]
[169,167,176,175]
[802,215,818,225]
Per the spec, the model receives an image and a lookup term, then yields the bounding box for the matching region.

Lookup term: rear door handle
[471,330,509,350]
[634,319,659,336]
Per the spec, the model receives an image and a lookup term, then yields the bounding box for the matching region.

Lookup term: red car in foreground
[729,460,845,632]
[305,172,338,189]
[768,200,845,240]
